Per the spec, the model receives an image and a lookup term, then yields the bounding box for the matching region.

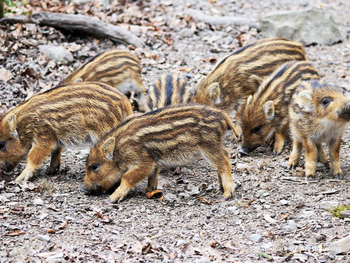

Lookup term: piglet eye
[321,97,332,106]
[90,163,100,172]
[0,141,6,151]
[251,125,262,134]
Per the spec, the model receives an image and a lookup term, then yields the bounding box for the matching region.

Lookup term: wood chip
[5,230,26,236]
[196,196,212,205]
[263,214,277,224]
[58,221,67,229]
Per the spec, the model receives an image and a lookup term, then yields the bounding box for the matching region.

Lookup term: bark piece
[0,12,145,48]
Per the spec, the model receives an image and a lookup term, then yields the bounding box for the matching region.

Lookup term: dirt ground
[0,0,350,262]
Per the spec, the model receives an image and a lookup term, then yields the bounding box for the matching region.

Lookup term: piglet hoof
[80,186,89,194]
[218,196,229,202]
[273,151,281,157]
[333,173,344,180]
[106,199,115,204]
[173,166,181,175]
[146,190,164,200]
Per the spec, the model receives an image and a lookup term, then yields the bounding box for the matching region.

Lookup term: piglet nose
[80,186,89,194]
[239,145,250,155]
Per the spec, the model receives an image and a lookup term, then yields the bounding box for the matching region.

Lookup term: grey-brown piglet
[82,104,239,203]
[145,73,194,112]
[240,61,320,155]
[0,82,133,182]
[60,49,147,111]
[192,37,307,136]
[289,80,350,178]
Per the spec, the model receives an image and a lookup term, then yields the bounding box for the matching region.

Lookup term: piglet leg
[16,142,55,182]
[109,161,157,203]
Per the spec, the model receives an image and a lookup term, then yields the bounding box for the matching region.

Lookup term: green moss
[330,205,350,218]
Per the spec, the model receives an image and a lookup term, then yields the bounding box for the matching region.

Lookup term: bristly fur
[193,37,307,112]
[241,61,320,155]
[84,104,238,203]
[289,79,350,178]
[60,49,147,111]
[0,82,133,182]
[145,73,194,112]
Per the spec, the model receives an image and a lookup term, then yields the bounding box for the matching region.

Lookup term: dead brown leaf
[178,67,193,72]
[145,190,163,199]
[0,68,14,82]
[202,57,217,64]
[5,230,26,236]
[278,214,289,221]
[196,196,212,205]
[59,221,67,229]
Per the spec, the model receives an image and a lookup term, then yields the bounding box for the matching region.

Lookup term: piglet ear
[74,78,83,83]
[5,114,18,138]
[102,137,115,161]
[0,105,7,118]
[263,101,275,121]
[208,82,221,105]
[246,95,253,106]
[298,90,312,102]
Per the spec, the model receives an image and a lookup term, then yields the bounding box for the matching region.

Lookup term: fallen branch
[0,12,145,48]
[185,9,260,29]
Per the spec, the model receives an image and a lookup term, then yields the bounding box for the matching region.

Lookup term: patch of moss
[330,205,350,218]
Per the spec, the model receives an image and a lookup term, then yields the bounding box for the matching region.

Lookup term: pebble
[249,234,262,242]
[280,199,289,206]
[319,200,340,211]
[287,220,298,230]
[236,163,250,170]
[37,235,51,242]
[33,198,44,205]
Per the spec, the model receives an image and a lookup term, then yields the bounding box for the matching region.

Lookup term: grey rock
[37,235,51,242]
[330,234,350,254]
[340,210,350,218]
[249,234,262,242]
[260,9,343,45]
[33,198,44,205]
[38,45,74,65]
[236,163,250,171]
[287,220,298,230]
[280,199,290,206]
[319,200,340,211]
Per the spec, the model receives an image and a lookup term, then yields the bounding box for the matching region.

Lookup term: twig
[150,230,174,240]
[0,12,145,48]
[303,252,320,263]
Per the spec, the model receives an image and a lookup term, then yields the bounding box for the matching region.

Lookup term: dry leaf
[278,214,289,221]
[96,211,104,219]
[263,214,277,224]
[202,57,217,64]
[5,230,26,236]
[0,68,14,82]
[178,67,193,72]
[146,190,163,199]
[59,221,67,229]
[196,196,212,205]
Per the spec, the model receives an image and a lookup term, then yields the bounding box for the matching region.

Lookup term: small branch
[0,12,145,48]
[185,9,260,29]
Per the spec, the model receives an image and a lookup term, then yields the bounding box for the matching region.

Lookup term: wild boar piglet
[0,82,133,182]
[240,61,320,155]
[289,80,350,178]
[193,37,307,136]
[145,73,194,112]
[83,104,238,203]
[60,49,147,111]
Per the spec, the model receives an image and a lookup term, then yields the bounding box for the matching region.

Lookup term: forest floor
[0,0,350,262]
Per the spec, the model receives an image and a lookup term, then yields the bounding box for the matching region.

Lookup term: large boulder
[260,9,343,45]
[39,45,74,65]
